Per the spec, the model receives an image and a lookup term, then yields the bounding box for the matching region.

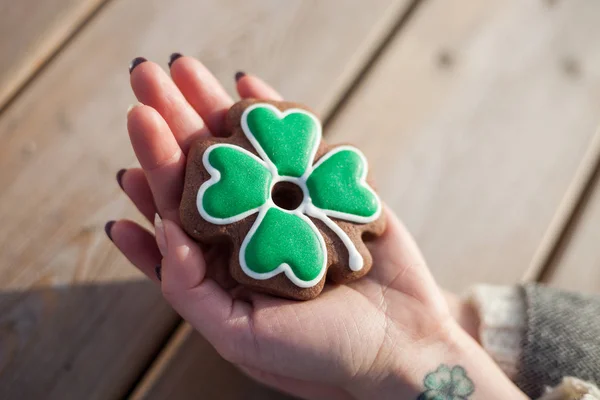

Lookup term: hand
[109,56,525,399]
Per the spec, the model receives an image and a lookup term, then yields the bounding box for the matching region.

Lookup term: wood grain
[0,0,107,109]
[0,0,412,398]
[326,0,600,292]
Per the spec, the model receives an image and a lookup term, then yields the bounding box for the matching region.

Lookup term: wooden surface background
[0,0,599,398]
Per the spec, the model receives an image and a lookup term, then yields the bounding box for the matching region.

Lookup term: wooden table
[1,0,599,398]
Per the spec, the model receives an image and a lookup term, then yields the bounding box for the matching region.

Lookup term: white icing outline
[239,204,328,288]
[302,145,382,224]
[196,143,270,224]
[240,103,321,178]
[305,207,364,271]
[196,103,382,287]
[301,146,382,271]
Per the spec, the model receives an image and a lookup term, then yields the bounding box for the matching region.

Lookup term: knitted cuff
[467,284,527,380]
[538,377,600,400]
[468,285,600,399]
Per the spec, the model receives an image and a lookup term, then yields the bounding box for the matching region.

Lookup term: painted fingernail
[129,57,147,74]
[154,213,167,257]
[168,53,183,68]
[116,169,126,190]
[155,264,162,281]
[105,220,115,241]
[235,71,246,82]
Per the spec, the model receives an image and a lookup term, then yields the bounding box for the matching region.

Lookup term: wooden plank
[542,182,600,293]
[0,0,413,398]
[524,128,600,283]
[0,0,107,109]
[131,324,295,400]
[539,143,600,292]
[326,0,600,292]
[132,0,600,397]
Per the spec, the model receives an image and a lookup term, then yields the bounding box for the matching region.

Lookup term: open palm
[110,56,455,400]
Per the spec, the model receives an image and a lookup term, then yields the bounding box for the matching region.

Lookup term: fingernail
[116,169,126,190]
[129,57,147,74]
[154,213,167,257]
[127,102,142,117]
[235,71,246,82]
[168,53,183,68]
[155,264,162,281]
[105,221,115,241]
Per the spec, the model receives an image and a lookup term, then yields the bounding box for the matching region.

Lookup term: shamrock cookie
[180,99,385,300]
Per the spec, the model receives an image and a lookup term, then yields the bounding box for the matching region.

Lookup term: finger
[119,168,157,222]
[130,60,206,153]
[108,219,161,282]
[235,73,283,101]
[169,56,234,136]
[159,218,253,360]
[127,104,185,221]
[367,205,448,314]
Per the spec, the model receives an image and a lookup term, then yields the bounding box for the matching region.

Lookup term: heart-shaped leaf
[424,365,452,390]
[306,147,380,220]
[244,105,320,177]
[243,207,326,285]
[200,144,272,221]
[451,366,474,396]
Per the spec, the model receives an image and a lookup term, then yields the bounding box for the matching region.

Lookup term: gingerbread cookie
[180,100,385,300]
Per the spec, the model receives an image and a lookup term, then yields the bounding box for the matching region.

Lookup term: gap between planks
[0,0,113,115]
[523,126,600,283]
[320,0,425,126]
[127,0,426,397]
[129,323,195,400]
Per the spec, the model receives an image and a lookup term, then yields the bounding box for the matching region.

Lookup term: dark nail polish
[116,169,126,190]
[129,57,147,74]
[168,53,183,68]
[105,221,116,241]
[155,264,162,281]
[235,71,246,82]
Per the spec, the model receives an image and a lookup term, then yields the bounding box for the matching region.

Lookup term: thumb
[155,213,206,292]
[154,215,250,353]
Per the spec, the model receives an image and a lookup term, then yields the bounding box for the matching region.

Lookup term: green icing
[306,149,378,217]
[245,106,319,177]
[244,208,324,282]
[202,145,272,219]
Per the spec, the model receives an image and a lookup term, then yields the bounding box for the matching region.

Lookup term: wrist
[345,319,527,400]
[344,317,460,400]
[444,290,480,342]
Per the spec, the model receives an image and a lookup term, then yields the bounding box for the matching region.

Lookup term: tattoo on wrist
[417,364,475,399]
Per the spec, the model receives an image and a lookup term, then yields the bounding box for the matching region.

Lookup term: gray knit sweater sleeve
[516,284,600,398]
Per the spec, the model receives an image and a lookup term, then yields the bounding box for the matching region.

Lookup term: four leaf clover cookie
[180,100,386,300]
